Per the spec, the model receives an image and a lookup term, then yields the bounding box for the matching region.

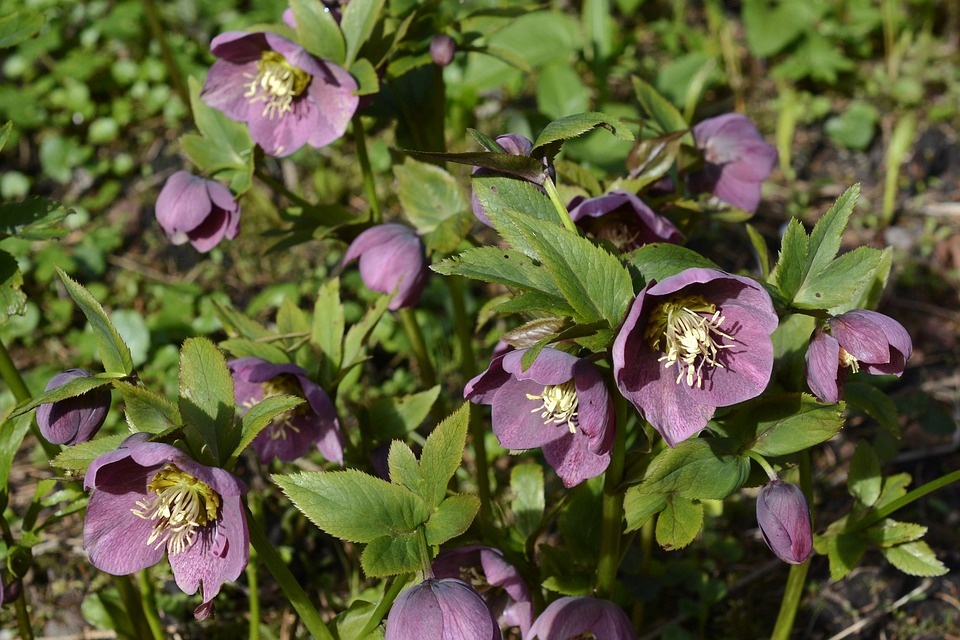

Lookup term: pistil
[132,464,222,555]
[526,380,579,433]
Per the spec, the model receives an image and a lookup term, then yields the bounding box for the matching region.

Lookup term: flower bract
[756,480,813,564]
[527,596,636,639]
[230,357,343,464]
[465,347,614,487]
[613,268,778,446]
[83,436,248,620]
[201,31,358,157]
[36,369,110,445]
[385,578,502,640]
[343,223,429,310]
[155,171,241,253]
[805,309,912,403]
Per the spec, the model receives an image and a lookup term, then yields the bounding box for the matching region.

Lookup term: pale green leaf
[361,532,421,577]
[656,496,702,550]
[425,494,480,546]
[341,0,385,66]
[177,337,237,466]
[57,269,134,376]
[883,541,948,577]
[510,462,545,540]
[114,381,180,434]
[419,404,470,509]
[52,434,129,472]
[395,158,468,235]
[290,0,346,64]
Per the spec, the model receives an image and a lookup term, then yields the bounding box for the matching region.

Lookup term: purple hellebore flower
[385,578,503,640]
[528,596,636,640]
[756,479,813,564]
[465,347,614,488]
[229,357,343,464]
[201,31,358,157]
[155,171,241,253]
[83,436,248,620]
[612,268,778,447]
[36,369,110,446]
[471,134,549,227]
[567,190,683,252]
[430,34,456,67]
[342,223,430,310]
[432,545,534,637]
[688,113,777,213]
[805,309,912,403]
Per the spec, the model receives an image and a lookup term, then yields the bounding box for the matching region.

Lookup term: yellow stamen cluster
[459,566,494,597]
[526,380,579,433]
[572,634,598,640]
[645,295,734,388]
[131,464,222,556]
[838,347,860,373]
[243,51,311,119]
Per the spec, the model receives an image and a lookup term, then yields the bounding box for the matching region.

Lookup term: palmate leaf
[635,438,749,501]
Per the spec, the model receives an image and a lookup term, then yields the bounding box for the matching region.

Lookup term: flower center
[838,346,860,373]
[573,634,598,640]
[131,464,222,556]
[243,51,311,120]
[526,380,579,433]
[645,295,734,388]
[459,566,495,597]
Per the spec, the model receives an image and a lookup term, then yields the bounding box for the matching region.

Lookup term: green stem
[0,514,32,639]
[399,308,436,388]
[358,574,412,637]
[745,449,779,482]
[245,504,334,640]
[631,516,655,630]
[352,115,382,224]
[852,468,960,532]
[114,575,160,640]
[446,277,492,532]
[246,557,261,640]
[541,176,578,234]
[417,526,434,579]
[253,168,314,210]
[769,450,812,640]
[596,395,629,598]
[137,569,165,640]
[142,0,190,113]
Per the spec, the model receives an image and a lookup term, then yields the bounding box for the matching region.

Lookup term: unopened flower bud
[385,578,502,640]
[756,480,813,564]
[430,35,456,67]
[36,369,110,445]
[343,223,429,310]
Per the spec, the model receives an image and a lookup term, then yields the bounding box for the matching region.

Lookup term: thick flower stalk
[567,190,683,252]
[465,347,613,487]
[230,357,343,464]
[688,113,777,212]
[83,436,248,620]
[613,268,778,446]
[527,596,636,639]
[385,578,503,640]
[343,223,430,310]
[756,480,813,564]
[805,309,912,403]
[36,369,110,445]
[155,171,241,253]
[431,545,534,637]
[201,31,358,157]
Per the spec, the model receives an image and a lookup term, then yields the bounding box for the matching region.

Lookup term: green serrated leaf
[510,462,544,540]
[367,386,440,441]
[0,9,44,48]
[230,394,304,465]
[883,541,948,577]
[848,440,881,507]
[826,532,867,581]
[425,494,480,546]
[395,158,468,235]
[341,294,392,376]
[725,393,846,457]
[419,404,469,509]
[349,58,379,96]
[341,0,384,66]
[0,250,26,320]
[532,112,634,164]
[57,269,134,375]
[745,223,770,279]
[794,246,885,310]
[806,184,860,278]
[770,218,809,299]
[388,440,422,495]
[0,197,69,240]
[212,299,270,339]
[656,496,703,550]
[631,77,690,140]
[360,532,421,577]
[177,337,236,466]
[638,438,749,501]
[219,338,290,364]
[625,243,720,285]
[52,434,129,472]
[290,0,346,64]
[623,489,667,532]
[275,470,429,543]
[0,122,10,153]
[503,210,633,326]
[863,519,927,548]
[114,381,180,434]
[432,247,567,304]
[10,375,113,419]
[187,77,252,158]
[312,278,345,378]
[401,149,546,182]
[875,472,912,509]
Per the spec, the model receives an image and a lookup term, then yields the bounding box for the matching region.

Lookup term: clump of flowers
[83,436,248,620]
[567,190,682,252]
[805,309,912,403]
[230,357,343,464]
[432,545,534,637]
[155,171,241,252]
[343,223,430,310]
[201,31,358,157]
[465,347,613,487]
[527,596,636,639]
[688,113,778,213]
[385,578,502,640]
[36,369,110,445]
[613,268,778,446]
[756,479,813,564]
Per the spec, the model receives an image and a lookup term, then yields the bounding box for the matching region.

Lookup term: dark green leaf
[367,386,440,441]
[637,438,749,501]
[770,218,808,300]
[624,243,720,284]
[52,434,128,472]
[623,490,667,532]
[0,249,25,322]
[432,247,567,304]
[510,462,544,540]
[341,0,384,66]
[58,269,134,376]
[219,338,290,364]
[848,441,881,507]
[724,393,845,457]
[0,197,69,240]
[400,148,546,182]
[844,381,901,439]
[0,9,44,48]
[177,337,236,466]
[532,111,635,163]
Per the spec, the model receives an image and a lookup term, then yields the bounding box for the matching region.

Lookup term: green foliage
[177,337,237,466]
[57,269,134,375]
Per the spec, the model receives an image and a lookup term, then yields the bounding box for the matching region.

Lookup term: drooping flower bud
[385,578,502,640]
[155,171,241,253]
[343,223,429,310]
[527,596,636,639]
[36,369,110,445]
[430,35,456,67]
[756,480,813,564]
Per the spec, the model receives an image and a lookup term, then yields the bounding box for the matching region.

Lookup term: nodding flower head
[342,223,430,310]
[36,369,110,445]
[385,578,502,640]
[567,190,683,252]
[613,268,778,447]
[527,596,636,640]
[155,171,240,253]
[201,31,358,157]
[83,437,248,620]
[756,480,813,565]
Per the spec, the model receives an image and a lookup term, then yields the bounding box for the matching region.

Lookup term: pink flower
[567,190,683,251]
[36,369,110,445]
[528,596,635,639]
[155,171,240,252]
[756,480,813,564]
[386,578,502,640]
[343,223,429,310]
